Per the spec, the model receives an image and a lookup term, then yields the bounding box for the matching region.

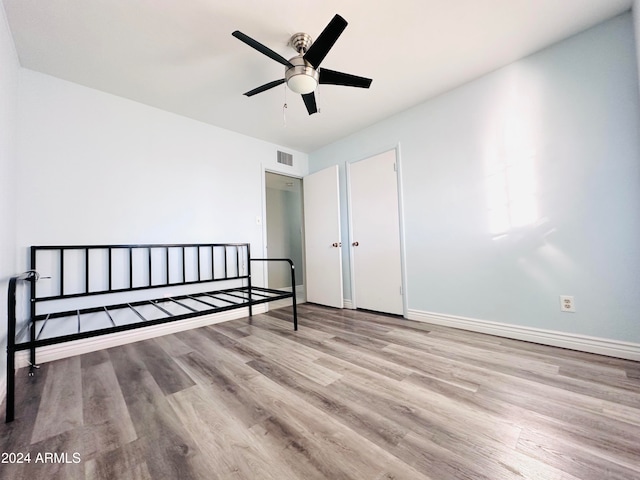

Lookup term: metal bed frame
[5,243,297,422]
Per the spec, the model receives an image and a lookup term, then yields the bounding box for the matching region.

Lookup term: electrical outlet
[560,295,575,313]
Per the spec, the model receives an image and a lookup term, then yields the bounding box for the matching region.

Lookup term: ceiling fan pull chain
[283,84,288,127]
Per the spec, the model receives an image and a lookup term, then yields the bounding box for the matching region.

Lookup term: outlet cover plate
[560,295,575,313]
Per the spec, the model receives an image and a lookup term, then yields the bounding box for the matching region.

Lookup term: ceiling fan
[232,14,372,115]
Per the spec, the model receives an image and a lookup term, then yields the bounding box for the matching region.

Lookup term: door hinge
[393,162,397,172]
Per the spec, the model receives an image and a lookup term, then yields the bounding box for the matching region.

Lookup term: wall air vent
[277,151,294,166]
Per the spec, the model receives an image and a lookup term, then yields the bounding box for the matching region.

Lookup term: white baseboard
[13,306,266,369]
[343,299,354,309]
[407,309,640,361]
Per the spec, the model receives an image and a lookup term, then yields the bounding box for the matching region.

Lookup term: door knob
[332,242,342,247]
[352,241,359,247]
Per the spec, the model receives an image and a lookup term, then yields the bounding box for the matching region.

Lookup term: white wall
[15,69,308,270]
[310,13,640,346]
[0,2,20,393]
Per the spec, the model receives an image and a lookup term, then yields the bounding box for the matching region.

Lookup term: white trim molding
[407,309,640,361]
[343,299,354,309]
[14,306,267,369]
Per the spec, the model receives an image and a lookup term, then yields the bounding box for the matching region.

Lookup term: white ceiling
[2,0,633,153]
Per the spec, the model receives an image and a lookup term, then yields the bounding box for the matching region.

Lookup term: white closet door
[349,150,403,315]
[303,166,344,308]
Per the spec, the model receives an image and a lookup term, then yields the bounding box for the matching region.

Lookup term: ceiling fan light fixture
[285,55,319,94]
[287,73,318,94]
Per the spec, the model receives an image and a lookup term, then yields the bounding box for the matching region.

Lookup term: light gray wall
[309,13,640,344]
[0,2,20,391]
[266,185,304,288]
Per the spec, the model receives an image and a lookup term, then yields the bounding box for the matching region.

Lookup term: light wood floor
[1,303,640,480]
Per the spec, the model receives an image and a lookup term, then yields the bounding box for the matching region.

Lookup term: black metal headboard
[30,243,250,304]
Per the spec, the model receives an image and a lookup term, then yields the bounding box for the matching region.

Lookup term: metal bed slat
[36,314,51,341]
[187,294,219,309]
[201,293,241,305]
[218,290,251,301]
[244,290,275,299]
[149,301,172,316]
[103,307,117,328]
[127,304,147,322]
[168,298,198,313]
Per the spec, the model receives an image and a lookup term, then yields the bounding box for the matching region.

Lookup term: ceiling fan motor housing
[285,55,319,94]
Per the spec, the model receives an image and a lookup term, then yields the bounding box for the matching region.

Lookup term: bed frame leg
[28,326,39,376]
[28,362,40,377]
[6,347,15,423]
[6,275,18,423]
[290,262,298,331]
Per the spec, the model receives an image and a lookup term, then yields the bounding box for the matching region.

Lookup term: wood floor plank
[108,344,215,480]
[30,356,83,444]
[152,333,194,358]
[237,331,342,387]
[17,429,85,480]
[175,327,259,366]
[516,426,640,479]
[81,359,137,459]
[246,373,433,480]
[0,363,49,453]
[167,384,301,480]
[84,439,152,480]
[246,355,409,448]
[3,303,639,480]
[173,351,269,428]
[134,339,195,396]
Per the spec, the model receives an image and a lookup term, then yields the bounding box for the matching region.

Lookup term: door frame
[261,167,306,309]
[345,144,409,317]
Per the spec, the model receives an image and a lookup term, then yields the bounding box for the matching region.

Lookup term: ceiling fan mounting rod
[289,32,313,54]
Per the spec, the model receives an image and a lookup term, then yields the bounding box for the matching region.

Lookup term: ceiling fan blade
[302,92,318,115]
[303,14,348,68]
[232,31,294,68]
[243,79,286,97]
[319,68,372,88]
